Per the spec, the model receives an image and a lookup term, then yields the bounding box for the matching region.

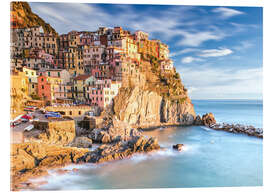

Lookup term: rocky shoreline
[11,136,160,191]
[194,113,263,138]
[10,122,160,191]
[11,112,263,191]
[209,123,263,138]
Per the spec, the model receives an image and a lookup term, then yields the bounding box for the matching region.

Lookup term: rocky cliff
[11,1,57,35]
[112,54,196,128]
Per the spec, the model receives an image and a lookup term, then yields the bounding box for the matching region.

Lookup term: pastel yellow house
[47,76,63,101]
[124,37,140,61]
[23,67,38,96]
[10,70,30,118]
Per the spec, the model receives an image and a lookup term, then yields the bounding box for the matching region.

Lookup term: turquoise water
[193,99,263,128]
[33,100,263,190]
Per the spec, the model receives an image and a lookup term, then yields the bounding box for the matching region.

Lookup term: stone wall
[45,106,92,117]
[31,120,76,145]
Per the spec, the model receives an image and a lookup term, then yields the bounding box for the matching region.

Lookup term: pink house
[83,45,106,73]
[80,33,94,46]
[37,49,54,65]
[87,79,112,108]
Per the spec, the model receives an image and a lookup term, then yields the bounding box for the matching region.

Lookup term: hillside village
[11,24,176,118]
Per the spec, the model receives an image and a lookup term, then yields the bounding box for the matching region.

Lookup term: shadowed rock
[68,137,92,148]
[77,136,160,164]
[209,123,263,138]
[172,144,184,151]
[202,113,216,126]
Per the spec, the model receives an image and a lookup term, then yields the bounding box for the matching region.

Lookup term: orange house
[37,76,51,101]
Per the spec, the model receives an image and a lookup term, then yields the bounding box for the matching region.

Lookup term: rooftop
[73,74,91,81]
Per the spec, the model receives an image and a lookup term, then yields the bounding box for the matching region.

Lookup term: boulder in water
[194,115,203,125]
[202,113,216,126]
[172,144,184,151]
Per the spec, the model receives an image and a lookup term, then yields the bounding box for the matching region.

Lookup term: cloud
[30,3,227,47]
[177,65,262,99]
[181,56,203,64]
[169,48,200,57]
[212,7,244,19]
[233,41,254,51]
[33,4,70,24]
[177,30,225,47]
[198,48,233,57]
[230,22,259,33]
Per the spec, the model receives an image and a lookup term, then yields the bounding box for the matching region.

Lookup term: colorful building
[22,67,38,96]
[37,75,63,102]
[160,59,174,73]
[72,74,91,103]
[10,70,30,117]
[103,81,121,108]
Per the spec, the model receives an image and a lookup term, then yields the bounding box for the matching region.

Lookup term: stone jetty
[195,113,263,138]
[209,123,263,138]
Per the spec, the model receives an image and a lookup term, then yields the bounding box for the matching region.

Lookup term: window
[32,84,34,89]
[58,72,60,77]
[41,78,44,82]
[78,111,81,115]
[69,111,72,115]
[48,72,50,76]
[41,85,44,89]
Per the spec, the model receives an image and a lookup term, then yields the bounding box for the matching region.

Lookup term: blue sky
[29,2,263,100]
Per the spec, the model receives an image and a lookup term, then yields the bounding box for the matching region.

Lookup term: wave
[202,127,212,131]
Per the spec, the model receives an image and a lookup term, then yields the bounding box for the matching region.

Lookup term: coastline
[11,118,263,191]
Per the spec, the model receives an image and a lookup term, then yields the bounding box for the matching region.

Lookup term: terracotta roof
[74,74,91,81]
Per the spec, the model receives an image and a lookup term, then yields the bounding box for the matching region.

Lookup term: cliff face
[113,87,195,128]
[10,1,57,35]
[112,55,196,128]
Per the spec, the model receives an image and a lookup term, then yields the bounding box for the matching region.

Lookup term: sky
[29,2,263,100]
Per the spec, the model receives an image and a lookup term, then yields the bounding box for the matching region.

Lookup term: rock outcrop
[89,126,142,144]
[25,120,76,145]
[172,144,184,151]
[209,123,263,138]
[201,113,216,126]
[77,136,160,164]
[194,115,203,125]
[109,53,196,129]
[112,84,195,129]
[11,142,89,190]
[68,137,92,148]
[196,113,263,138]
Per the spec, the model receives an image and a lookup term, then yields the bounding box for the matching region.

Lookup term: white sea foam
[202,127,212,131]
[130,154,149,163]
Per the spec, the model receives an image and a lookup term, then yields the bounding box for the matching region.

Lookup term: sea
[31,99,263,190]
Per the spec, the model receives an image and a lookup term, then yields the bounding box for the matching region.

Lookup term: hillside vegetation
[11,2,57,35]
